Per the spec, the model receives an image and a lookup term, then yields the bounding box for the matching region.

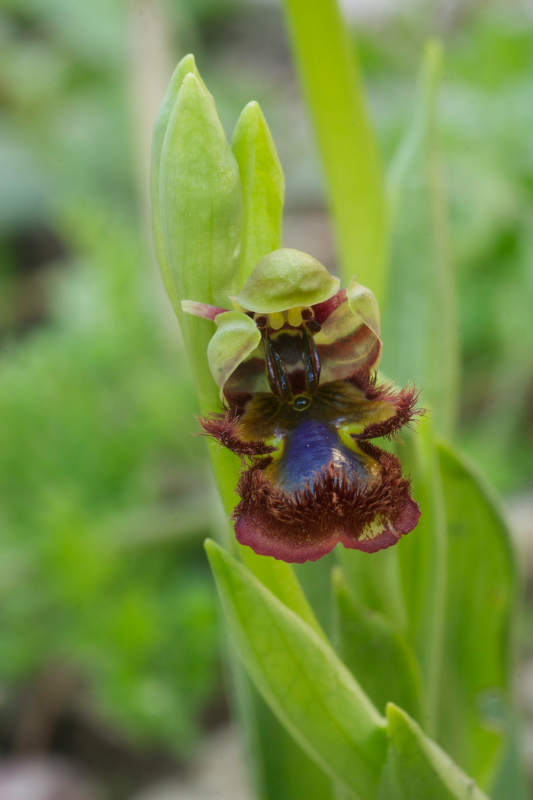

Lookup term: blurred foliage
[0,0,531,762]
[355,5,533,492]
[0,200,221,749]
[0,0,222,753]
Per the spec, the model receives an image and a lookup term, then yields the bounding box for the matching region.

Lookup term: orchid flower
[184,247,421,563]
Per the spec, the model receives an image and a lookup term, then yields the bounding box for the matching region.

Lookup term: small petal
[233,248,340,313]
[315,281,382,382]
[207,311,262,398]
[347,277,381,339]
[199,411,277,461]
[182,300,228,320]
[355,384,423,441]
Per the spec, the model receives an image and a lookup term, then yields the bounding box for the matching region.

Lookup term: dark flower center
[256,310,322,405]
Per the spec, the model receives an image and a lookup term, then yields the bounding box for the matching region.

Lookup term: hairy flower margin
[184,248,423,563]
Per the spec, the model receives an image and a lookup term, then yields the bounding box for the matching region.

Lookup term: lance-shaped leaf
[383,41,458,436]
[336,539,408,634]
[332,567,425,724]
[238,546,325,641]
[156,70,242,410]
[281,0,388,300]
[232,101,285,286]
[437,440,516,791]
[253,689,336,800]
[205,539,388,799]
[397,418,447,738]
[378,704,490,800]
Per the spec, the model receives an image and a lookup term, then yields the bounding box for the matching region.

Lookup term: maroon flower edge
[233,443,420,563]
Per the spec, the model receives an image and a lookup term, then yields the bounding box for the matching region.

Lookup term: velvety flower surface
[184,248,422,563]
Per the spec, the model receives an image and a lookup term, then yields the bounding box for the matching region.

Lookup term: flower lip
[232,248,340,313]
[233,445,421,563]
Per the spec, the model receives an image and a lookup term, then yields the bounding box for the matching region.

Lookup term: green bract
[232,248,340,312]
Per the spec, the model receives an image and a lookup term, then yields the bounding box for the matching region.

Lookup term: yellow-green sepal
[233,248,339,313]
[347,277,381,339]
[207,312,262,399]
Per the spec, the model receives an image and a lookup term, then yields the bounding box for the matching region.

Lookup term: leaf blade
[397,419,448,738]
[281,0,387,300]
[378,704,490,800]
[383,41,459,435]
[205,539,388,799]
[332,567,425,724]
[437,440,516,790]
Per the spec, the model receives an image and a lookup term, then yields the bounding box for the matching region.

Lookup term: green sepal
[232,101,285,287]
[205,539,388,800]
[347,277,381,339]
[233,248,340,313]
[207,312,261,398]
[378,704,490,800]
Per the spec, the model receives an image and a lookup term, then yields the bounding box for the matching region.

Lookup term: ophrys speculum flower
[184,248,421,563]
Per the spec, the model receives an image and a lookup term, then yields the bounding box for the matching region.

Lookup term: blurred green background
[0,0,532,798]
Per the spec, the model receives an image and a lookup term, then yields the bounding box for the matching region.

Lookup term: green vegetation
[0,0,531,788]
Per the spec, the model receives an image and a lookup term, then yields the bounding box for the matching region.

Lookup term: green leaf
[491,720,530,800]
[397,419,447,739]
[232,101,285,286]
[205,539,388,799]
[378,704,490,800]
[336,544,407,633]
[155,70,242,410]
[332,567,425,724]
[437,440,516,790]
[281,0,387,301]
[383,40,458,435]
[254,689,336,800]
[238,545,326,641]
